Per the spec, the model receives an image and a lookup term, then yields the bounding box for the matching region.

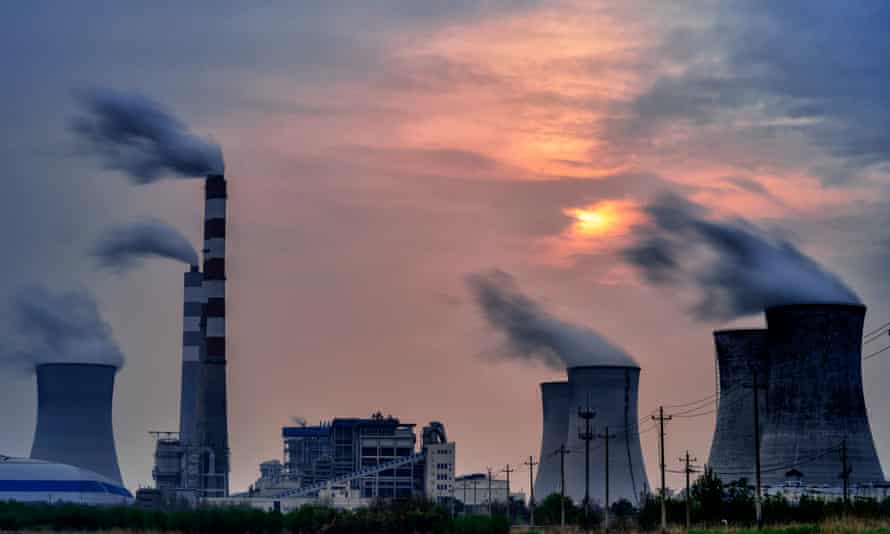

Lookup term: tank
[30,363,123,485]
[707,329,767,483]
[564,366,649,506]
[534,381,571,500]
[760,304,884,486]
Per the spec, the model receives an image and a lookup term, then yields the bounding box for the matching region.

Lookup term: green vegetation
[0,499,510,533]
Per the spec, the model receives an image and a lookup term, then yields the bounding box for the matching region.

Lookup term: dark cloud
[623,194,860,320]
[618,2,890,181]
[466,270,637,369]
[71,88,224,183]
[92,220,198,272]
[724,176,769,196]
[3,287,124,370]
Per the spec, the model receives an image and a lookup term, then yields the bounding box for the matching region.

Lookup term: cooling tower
[179,265,204,445]
[707,329,767,483]
[534,381,571,499]
[564,366,648,506]
[760,304,884,486]
[196,173,230,496]
[30,363,123,485]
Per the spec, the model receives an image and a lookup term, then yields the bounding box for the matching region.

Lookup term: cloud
[466,269,638,369]
[92,220,198,272]
[2,287,124,370]
[622,194,860,320]
[71,88,224,183]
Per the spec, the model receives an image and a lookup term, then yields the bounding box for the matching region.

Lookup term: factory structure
[708,304,885,490]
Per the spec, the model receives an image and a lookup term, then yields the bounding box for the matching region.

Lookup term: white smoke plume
[92,220,198,272]
[466,270,638,370]
[623,194,860,320]
[3,287,124,370]
[71,88,224,183]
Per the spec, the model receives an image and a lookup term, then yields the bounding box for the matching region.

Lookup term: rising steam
[623,194,860,320]
[71,88,224,183]
[3,287,124,370]
[466,270,638,370]
[92,220,198,272]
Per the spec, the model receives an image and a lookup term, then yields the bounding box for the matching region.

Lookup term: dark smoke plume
[71,88,223,183]
[623,194,860,320]
[466,270,637,370]
[3,287,124,369]
[92,220,198,272]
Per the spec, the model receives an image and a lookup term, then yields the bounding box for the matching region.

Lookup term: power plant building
[0,456,132,505]
[30,363,124,486]
[707,329,768,483]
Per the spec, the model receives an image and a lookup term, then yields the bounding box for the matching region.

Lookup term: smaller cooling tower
[707,329,767,483]
[534,382,571,499]
[564,366,648,507]
[30,363,123,485]
[761,304,884,486]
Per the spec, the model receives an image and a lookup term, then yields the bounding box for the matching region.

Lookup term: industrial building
[152,173,232,501]
[0,455,132,505]
[30,363,124,486]
[707,329,768,483]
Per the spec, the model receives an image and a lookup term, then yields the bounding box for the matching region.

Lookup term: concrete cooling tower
[564,366,648,506]
[30,363,123,485]
[760,304,884,486]
[534,382,571,499]
[707,329,767,483]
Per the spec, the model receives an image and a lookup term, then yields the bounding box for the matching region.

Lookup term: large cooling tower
[196,173,230,496]
[565,366,648,506]
[760,304,884,486]
[534,381,571,499]
[707,329,767,483]
[179,266,204,445]
[30,363,123,485]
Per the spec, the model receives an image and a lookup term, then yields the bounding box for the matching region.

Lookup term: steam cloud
[92,221,198,272]
[466,270,638,370]
[71,88,224,183]
[3,287,124,370]
[623,194,860,320]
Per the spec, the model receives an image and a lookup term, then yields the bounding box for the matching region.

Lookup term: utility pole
[652,406,672,532]
[745,370,766,529]
[556,444,571,528]
[578,397,596,529]
[473,479,478,513]
[597,427,617,532]
[840,438,851,514]
[679,451,698,530]
[487,467,493,516]
[525,456,538,528]
[504,464,515,522]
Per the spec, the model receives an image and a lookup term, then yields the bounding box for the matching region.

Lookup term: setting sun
[563,200,636,237]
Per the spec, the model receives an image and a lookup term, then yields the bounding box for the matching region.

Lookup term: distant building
[455,473,510,510]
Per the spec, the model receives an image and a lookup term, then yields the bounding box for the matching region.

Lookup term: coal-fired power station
[562,365,649,506]
[534,382,571,499]
[30,363,124,485]
[760,304,883,486]
[707,329,767,483]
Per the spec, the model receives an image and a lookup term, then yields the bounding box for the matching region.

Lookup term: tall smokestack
[761,304,883,486]
[707,329,767,483]
[196,173,229,496]
[179,265,204,445]
[534,381,571,499]
[30,363,123,485]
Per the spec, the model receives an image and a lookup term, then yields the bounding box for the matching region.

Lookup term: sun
[563,201,633,237]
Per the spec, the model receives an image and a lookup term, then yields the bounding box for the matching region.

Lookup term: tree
[691,466,724,523]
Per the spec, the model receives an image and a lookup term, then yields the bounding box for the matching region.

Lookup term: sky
[2,1,890,496]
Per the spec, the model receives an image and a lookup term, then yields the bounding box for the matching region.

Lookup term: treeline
[0,499,509,534]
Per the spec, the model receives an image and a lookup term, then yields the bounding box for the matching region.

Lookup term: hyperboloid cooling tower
[534,381,571,499]
[707,329,767,483]
[195,173,230,496]
[30,363,123,485]
[564,366,649,506]
[760,304,884,486]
